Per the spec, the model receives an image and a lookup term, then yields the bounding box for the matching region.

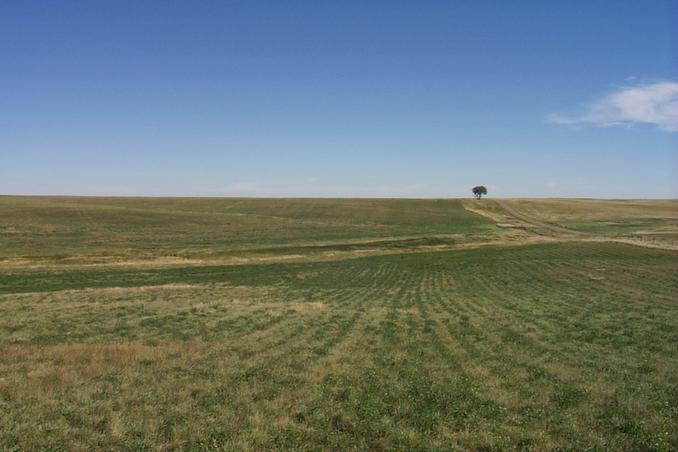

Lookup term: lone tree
[472,186,487,199]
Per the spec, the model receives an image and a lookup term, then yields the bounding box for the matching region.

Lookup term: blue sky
[1,1,676,198]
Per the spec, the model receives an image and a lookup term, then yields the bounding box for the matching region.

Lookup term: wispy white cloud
[548,81,678,132]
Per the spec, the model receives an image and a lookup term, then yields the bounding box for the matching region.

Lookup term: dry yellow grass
[503,198,678,222]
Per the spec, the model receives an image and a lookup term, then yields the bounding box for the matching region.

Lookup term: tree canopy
[472,186,488,199]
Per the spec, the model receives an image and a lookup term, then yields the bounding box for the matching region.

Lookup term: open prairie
[1,196,677,450]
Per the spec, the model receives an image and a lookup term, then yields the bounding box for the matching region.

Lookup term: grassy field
[0,197,498,265]
[1,196,677,450]
[501,199,678,245]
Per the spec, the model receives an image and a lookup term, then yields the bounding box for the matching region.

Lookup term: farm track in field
[467,199,678,252]
[494,200,587,236]
[1,197,677,449]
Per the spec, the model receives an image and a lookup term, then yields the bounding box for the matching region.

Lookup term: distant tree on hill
[472,186,487,199]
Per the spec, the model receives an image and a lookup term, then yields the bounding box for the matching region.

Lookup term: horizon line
[1,193,676,201]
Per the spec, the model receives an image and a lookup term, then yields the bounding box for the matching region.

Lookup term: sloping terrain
[498,199,678,248]
[0,196,498,268]
[0,197,676,450]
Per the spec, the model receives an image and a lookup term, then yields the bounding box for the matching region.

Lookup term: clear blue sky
[1,1,676,198]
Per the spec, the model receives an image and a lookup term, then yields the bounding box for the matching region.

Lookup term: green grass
[563,218,678,235]
[1,197,677,450]
[0,196,498,262]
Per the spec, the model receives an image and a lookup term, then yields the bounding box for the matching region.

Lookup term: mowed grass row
[1,242,677,450]
[0,196,498,261]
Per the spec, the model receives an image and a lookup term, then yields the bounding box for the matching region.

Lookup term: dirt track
[491,200,678,251]
[494,200,587,236]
